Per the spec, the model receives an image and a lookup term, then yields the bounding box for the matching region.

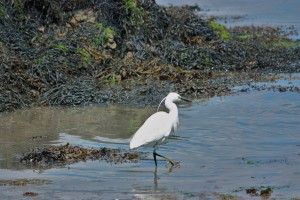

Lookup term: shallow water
[157,0,300,39]
[0,77,300,199]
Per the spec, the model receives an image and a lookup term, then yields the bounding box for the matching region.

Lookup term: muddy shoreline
[0,0,299,112]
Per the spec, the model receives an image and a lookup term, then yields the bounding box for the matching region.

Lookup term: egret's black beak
[180,96,192,102]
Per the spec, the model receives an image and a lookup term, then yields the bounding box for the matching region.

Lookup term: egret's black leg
[153,150,158,166]
[153,149,179,167]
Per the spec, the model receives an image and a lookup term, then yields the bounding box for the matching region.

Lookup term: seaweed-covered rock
[20,143,143,168]
[0,0,299,112]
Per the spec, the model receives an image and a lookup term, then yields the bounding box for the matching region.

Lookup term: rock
[70,9,96,25]
[87,16,96,23]
[107,41,117,49]
[38,26,45,33]
[125,52,134,60]
[106,33,117,49]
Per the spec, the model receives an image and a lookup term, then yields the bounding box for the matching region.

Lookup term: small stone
[38,26,45,33]
[70,17,77,25]
[124,52,134,60]
[87,16,96,23]
[107,42,117,49]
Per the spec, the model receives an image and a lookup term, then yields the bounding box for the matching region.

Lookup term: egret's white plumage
[129,111,172,149]
[129,92,190,166]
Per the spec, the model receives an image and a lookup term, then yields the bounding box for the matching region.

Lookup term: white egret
[129,92,191,166]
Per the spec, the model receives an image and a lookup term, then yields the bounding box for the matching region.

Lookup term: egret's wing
[129,112,172,149]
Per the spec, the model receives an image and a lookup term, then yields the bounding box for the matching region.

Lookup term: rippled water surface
[157,0,300,39]
[0,77,300,199]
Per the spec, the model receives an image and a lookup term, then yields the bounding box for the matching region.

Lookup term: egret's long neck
[165,100,179,130]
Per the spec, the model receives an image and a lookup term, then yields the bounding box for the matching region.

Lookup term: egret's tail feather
[129,140,139,149]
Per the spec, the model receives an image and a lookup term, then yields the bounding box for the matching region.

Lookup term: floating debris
[245,187,272,198]
[260,188,272,198]
[23,192,38,197]
[246,188,258,196]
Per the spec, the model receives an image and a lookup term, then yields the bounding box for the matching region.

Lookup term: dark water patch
[241,157,290,165]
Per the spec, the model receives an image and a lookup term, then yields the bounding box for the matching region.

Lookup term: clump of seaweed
[20,143,144,168]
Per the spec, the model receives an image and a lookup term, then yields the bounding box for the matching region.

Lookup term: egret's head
[166,92,181,102]
[157,92,191,111]
[167,92,191,103]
